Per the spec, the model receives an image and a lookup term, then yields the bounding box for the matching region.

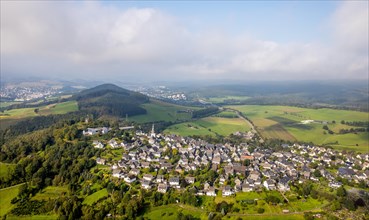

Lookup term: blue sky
[1,1,367,81]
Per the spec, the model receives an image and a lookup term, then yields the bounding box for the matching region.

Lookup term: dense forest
[74,84,149,118]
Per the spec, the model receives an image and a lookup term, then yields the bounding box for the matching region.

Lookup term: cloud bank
[1,1,368,81]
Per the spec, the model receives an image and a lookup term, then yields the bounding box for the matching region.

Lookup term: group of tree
[191,107,219,118]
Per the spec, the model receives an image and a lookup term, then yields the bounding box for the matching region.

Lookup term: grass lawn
[130,100,199,123]
[0,184,23,217]
[82,188,108,205]
[32,186,68,201]
[229,105,369,152]
[0,162,16,179]
[164,116,251,137]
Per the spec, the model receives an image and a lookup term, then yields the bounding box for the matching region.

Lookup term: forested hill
[73,83,149,117]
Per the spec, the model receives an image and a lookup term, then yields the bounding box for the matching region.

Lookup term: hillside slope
[73,84,149,117]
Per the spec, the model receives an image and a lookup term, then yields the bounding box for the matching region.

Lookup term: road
[225,108,264,143]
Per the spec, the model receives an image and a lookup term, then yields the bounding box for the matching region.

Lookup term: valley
[0,83,368,220]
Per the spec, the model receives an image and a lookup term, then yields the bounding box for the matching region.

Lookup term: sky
[1,1,368,82]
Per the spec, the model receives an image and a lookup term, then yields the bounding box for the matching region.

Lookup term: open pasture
[130,100,199,123]
[164,116,251,137]
[0,184,23,217]
[229,105,369,152]
[0,101,78,120]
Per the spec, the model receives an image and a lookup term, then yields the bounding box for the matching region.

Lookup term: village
[83,125,369,197]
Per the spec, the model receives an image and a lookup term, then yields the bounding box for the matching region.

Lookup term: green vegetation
[130,100,198,123]
[164,116,251,137]
[0,101,78,120]
[0,162,16,179]
[207,95,250,104]
[0,184,23,217]
[144,204,206,220]
[32,186,68,201]
[229,105,369,152]
[82,188,108,205]
[6,215,58,220]
[0,102,21,108]
[74,83,148,118]
[38,101,78,115]
[214,110,238,118]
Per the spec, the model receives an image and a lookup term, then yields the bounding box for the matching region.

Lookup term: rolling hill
[72,83,149,117]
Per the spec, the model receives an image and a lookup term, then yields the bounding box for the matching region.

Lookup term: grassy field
[229,105,369,152]
[82,188,108,205]
[32,186,68,201]
[130,100,199,123]
[164,116,252,137]
[0,162,16,179]
[0,101,78,120]
[0,101,78,130]
[144,204,207,220]
[214,110,239,118]
[0,102,22,108]
[0,184,23,217]
[38,101,78,115]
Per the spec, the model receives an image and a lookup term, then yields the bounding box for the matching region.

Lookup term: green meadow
[0,102,22,108]
[144,204,207,220]
[0,184,23,217]
[229,105,369,152]
[0,101,78,120]
[32,186,68,201]
[38,101,78,115]
[82,188,108,205]
[0,101,78,130]
[130,100,199,123]
[164,116,252,137]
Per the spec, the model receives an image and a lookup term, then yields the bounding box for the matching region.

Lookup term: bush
[257,207,265,213]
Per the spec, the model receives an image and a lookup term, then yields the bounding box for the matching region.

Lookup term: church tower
[150,123,156,138]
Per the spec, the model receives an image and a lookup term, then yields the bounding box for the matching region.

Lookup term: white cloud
[1,1,368,81]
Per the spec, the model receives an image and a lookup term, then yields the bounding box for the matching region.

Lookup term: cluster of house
[90,126,369,196]
[83,127,109,136]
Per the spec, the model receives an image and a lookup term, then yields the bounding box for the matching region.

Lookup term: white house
[158,183,168,193]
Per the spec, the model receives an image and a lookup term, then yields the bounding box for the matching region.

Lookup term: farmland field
[228,105,369,152]
[130,100,199,123]
[0,184,23,217]
[164,116,252,137]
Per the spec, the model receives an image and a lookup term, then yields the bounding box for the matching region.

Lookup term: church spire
[151,123,156,137]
